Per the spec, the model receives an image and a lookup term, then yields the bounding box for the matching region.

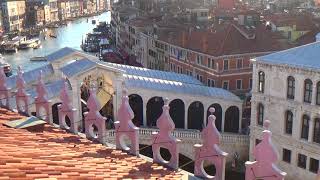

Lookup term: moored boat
[0,55,12,76]
[30,56,46,61]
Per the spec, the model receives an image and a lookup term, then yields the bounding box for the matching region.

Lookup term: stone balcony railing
[105,127,249,145]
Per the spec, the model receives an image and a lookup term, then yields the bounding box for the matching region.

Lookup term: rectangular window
[310,158,319,173]
[298,154,307,169]
[236,79,242,90]
[197,55,203,65]
[237,58,243,69]
[249,79,253,89]
[282,149,291,163]
[207,58,211,68]
[223,81,229,90]
[223,60,229,70]
[317,83,320,105]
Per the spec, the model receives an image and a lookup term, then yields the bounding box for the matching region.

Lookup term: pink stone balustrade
[34,71,52,124]
[115,88,139,156]
[84,87,107,144]
[152,97,181,170]
[245,120,286,180]
[15,66,30,115]
[58,79,78,133]
[194,107,228,180]
[0,67,10,108]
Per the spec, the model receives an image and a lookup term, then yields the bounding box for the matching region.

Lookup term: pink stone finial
[0,67,10,108]
[115,87,139,156]
[58,79,78,133]
[152,97,180,169]
[84,87,106,143]
[87,88,100,112]
[15,66,29,115]
[194,106,227,179]
[264,120,271,130]
[245,119,286,180]
[35,70,52,123]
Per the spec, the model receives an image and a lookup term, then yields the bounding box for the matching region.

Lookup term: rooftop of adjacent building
[255,40,320,71]
[0,108,185,179]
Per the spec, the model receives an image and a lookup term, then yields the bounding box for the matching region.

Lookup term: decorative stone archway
[169,99,185,129]
[224,106,240,133]
[146,96,164,127]
[129,94,143,127]
[188,101,204,130]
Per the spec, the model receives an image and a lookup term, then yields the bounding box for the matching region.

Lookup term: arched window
[287,76,295,99]
[316,82,320,105]
[257,103,264,126]
[301,115,310,140]
[304,79,313,103]
[313,118,320,144]
[258,71,265,93]
[285,110,293,135]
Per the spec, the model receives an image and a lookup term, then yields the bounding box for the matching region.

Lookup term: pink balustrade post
[84,86,107,144]
[194,107,228,180]
[0,67,10,108]
[58,79,78,133]
[152,98,181,170]
[35,71,52,124]
[15,66,30,115]
[245,120,287,180]
[114,88,139,156]
[317,169,320,180]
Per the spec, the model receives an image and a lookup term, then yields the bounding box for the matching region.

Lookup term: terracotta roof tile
[0,108,183,180]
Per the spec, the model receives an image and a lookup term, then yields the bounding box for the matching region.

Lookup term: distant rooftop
[255,41,320,71]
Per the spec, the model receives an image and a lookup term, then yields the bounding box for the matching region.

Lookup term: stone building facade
[1,0,26,32]
[250,41,320,180]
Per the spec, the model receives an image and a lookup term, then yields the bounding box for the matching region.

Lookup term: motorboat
[3,41,19,53]
[49,34,57,38]
[0,55,12,76]
[19,38,41,49]
[30,56,46,61]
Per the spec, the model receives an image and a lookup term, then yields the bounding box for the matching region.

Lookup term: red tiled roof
[0,108,183,179]
[158,23,291,56]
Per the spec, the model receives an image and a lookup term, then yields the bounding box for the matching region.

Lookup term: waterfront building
[250,40,320,180]
[25,1,46,26]
[57,0,71,21]
[69,0,81,17]
[49,0,59,22]
[83,0,96,15]
[1,0,26,32]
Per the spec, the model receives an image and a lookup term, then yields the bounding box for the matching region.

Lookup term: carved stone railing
[106,127,249,145]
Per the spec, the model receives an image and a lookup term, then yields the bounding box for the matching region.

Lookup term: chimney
[182,31,187,47]
[316,33,320,42]
[202,35,208,53]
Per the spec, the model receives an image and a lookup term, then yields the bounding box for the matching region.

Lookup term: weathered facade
[250,41,320,180]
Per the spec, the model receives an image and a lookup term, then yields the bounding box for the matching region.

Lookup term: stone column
[239,106,243,133]
[70,79,82,131]
[312,83,317,105]
[221,107,225,133]
[184,104,188,129]
[308,116,314,142]
[143,98,147,127]
[293,109,302,140]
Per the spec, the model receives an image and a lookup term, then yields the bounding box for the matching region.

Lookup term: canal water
[4,11,111,74]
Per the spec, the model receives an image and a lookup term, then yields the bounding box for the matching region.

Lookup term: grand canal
[3,11,111,74]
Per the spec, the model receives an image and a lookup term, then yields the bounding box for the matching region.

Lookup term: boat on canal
[19,38,41,49]
[0,54,12,76]
[30,56,46,61]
